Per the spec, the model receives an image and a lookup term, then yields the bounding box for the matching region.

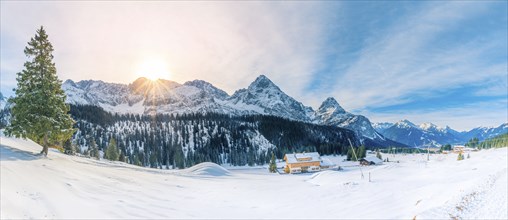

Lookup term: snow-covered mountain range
[63,75,388,145]
[373,120,508,147]
[461,123,508,141]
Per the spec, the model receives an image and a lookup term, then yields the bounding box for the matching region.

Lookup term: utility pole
[427,142,430,161]
[348,139,364,180]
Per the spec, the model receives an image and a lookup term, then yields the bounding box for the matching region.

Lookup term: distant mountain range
[373,120,508,147]
[62,75,399,147]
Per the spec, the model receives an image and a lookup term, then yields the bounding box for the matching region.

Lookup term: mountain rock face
[64,78,237,115]
[227,75,314,121]
[62,75,403,146]
[375,120,508,147]
[315,97,384,141]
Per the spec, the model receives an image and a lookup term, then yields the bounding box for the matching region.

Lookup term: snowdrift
[179,162,230,176]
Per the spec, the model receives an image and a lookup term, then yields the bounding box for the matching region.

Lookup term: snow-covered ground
[1,133,507,219]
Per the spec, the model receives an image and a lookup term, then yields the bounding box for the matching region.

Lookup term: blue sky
[1,1,506,131]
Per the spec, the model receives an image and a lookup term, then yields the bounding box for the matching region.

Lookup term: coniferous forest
[69,104,360,168]
[477,133,508,149]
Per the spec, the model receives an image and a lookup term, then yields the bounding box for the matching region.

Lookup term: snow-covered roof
[320,158,335,167]
[285,152,320,164]
[361,156,383,164]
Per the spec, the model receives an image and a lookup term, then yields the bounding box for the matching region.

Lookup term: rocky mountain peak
[419,122,438,131]
[318,97,346,114]
[395,119,417,128]
[248,75,280,91]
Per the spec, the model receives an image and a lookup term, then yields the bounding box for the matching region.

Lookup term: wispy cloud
[318,2,506,109]
[1,1,339,99]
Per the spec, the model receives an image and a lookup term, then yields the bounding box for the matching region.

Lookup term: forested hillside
[69,105,360,168]
[478,133,508,149]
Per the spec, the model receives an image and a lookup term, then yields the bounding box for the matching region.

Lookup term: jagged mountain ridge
[62,75,400,146]
[314,97,385,141]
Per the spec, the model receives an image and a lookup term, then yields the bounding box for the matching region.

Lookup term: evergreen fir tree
[269,152,277,173]
[346,148,354,161]
[5,26,75,156]
[358,145,366,159]
[90,139,100,160]
[105,138,119,161]
[63,139,75,155]
[119,150,126,162]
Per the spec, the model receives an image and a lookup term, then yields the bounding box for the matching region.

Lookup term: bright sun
[136,59,170,81]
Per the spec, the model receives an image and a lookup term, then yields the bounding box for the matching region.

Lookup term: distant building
[284,152,321,174]
[453,145,466,153]
[359,156,383,166]
[453,145,475,153]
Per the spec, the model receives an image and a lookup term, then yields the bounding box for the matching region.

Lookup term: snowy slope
[3,132,506,219]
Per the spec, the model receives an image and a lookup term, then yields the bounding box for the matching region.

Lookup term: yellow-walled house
[284,152,321,174]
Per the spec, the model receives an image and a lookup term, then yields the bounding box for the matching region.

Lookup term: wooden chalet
[284,152,321,174]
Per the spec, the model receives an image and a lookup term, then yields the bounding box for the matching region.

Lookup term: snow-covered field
[1,133,507,219]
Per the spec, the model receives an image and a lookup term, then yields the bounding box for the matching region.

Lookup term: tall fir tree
[105,138,119,161]
[358,145,366,159]
[90,139,100,160]
[5,26,75,156]
[268,152,277,173]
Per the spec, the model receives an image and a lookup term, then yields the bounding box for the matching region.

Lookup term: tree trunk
[40,133,49,156]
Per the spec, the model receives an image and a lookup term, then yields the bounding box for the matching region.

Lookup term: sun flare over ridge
[136,59,170,81]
